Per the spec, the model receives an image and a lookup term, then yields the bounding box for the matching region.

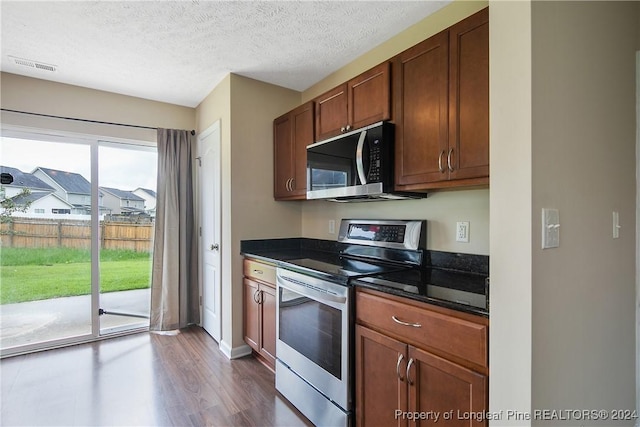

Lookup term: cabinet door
[243,278,260,351]
[348,62,391,131]
[259,284,276,365]
[393,30,449,188]
[273,113,295,199]
[273,102,313,200]
[355,325,408,427]
[407,346,488,427]
[290,101,314,196]
[448,8,489,181]
[315,84,348,141]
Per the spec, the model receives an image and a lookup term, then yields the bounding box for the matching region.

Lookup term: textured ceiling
[1,1,450,108]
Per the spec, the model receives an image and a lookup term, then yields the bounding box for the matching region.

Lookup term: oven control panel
[338,219,425,250]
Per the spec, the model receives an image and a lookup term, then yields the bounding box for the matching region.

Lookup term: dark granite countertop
[241,238,489,317]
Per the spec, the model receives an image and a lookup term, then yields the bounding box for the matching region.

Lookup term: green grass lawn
[0,247,152,304]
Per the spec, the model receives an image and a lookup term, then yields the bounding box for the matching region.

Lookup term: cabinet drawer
[243,259,276,285]
[356,290,488,369]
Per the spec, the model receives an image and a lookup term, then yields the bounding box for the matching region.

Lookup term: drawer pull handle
[392,315,422,328]
[406,358,415,386]
[253,269,263,275]
[396,353,405,382]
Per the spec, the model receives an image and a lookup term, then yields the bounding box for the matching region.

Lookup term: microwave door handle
[355,130,368,184]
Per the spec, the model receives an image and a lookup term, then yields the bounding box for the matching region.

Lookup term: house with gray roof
[0,165,54,199]
[31,167,94,214]
[7,191,75,216]
[100,187,146,216]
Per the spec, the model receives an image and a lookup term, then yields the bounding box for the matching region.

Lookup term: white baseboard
[219,340,252,360]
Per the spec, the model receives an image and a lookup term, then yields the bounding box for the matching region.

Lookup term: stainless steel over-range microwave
[305,121,425,202]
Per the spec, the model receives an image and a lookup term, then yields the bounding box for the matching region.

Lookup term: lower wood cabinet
[355,289,488,427]
[243,259,276,370]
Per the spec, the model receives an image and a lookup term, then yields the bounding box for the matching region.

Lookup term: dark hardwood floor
[0,326,313,426]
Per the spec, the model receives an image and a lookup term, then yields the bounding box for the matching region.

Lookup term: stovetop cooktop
[281,256,407,284]
[355,267,488,314]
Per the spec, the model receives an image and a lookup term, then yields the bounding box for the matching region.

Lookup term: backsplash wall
[301,188,489,255]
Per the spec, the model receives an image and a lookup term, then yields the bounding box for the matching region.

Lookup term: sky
[1,137,157,191]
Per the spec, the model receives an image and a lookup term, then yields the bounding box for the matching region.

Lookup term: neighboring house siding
[100,187,146,215]
[32,167,92,214]
[132,188,156,214]
[26,194,75,215]
[2,191,74,218]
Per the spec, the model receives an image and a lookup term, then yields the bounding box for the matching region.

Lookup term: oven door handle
[277,275,347,305]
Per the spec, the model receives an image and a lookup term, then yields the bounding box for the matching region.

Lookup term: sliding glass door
[0,132,156,355]
[97,143,156,334]
[0,137,93,350]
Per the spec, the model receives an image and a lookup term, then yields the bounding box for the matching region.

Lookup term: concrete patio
[0,288,150,351]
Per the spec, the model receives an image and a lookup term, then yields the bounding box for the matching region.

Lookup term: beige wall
[303,189,489,255]
[196,73,302,351]
[1,72,194,142]
[530,1,637,422]
[490,1,638,424]
[489,2,533,423]
[300,0,490,255]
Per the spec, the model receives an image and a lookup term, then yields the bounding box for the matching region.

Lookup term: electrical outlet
[456,222,469,243]
[328,220,335,234]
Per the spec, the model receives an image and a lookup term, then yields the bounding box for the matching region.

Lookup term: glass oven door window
[278,288,342,380]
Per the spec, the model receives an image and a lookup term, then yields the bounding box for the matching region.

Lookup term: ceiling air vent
[10,56,57,72]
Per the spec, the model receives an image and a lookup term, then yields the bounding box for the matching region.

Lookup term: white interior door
[198,121,222,342]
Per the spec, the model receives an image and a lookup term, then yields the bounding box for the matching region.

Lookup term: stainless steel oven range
[275,219,425,427]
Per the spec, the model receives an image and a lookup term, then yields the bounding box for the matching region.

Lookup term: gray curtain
[150,128,199,331]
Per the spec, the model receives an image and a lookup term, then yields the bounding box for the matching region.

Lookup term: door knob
[210,244,219,251]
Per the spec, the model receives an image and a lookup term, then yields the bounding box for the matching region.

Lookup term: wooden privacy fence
[0,218,154,252]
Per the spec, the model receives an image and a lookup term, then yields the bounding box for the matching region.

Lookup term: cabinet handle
[447,148,454,172]
[392,315,422,328]
[287,178,293,191]
[341,126,346,132]
[290,178,295,191]
[406,358,415,386]
[253,269,263,275]
[253,289,260,304]
[346,125,351,131]
[396,353,405,382]
[438,150,445,173]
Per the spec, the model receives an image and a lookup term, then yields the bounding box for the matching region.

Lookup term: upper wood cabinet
[273,101,314,200]
[314,62,391,141]
[393,8,489,191]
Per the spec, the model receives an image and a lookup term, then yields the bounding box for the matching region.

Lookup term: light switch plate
[542,208,560,249]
